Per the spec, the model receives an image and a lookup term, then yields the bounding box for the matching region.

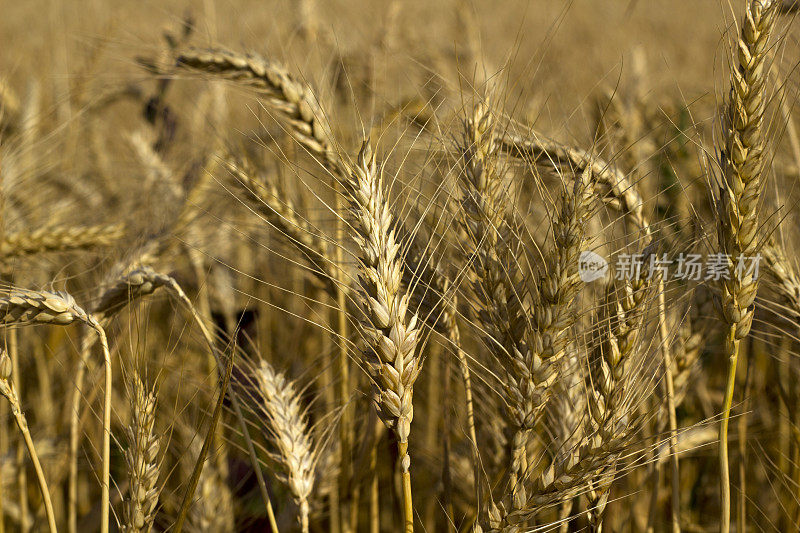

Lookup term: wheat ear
[0,350,56,533]
[254,360,317,533]
[455,103,538,519]
[176,47,339,170]
[0,290,113,533]
[343,141,422,532]
[585,262,652,531]
[0,223,124,260]
[715,3,777,531]
[123,375,161,533]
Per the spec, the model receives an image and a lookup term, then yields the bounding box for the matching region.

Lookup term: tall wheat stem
[9,329,29,533]
[370,430,379,533]
[716,3,777,532]
[91,321,113,533]
[721,326,739,533]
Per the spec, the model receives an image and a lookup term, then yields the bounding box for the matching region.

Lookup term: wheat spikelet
[0,223,124,260]
[520,163,593,475]
[92,266,172,322]
[456,105,531,431]
[346,141,422,443]
[123,376,161,533]
[716,0,776,341]
[0,289,92,326]
[254,360,316,533]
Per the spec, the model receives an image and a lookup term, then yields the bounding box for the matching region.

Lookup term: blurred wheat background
[1,1,800,532]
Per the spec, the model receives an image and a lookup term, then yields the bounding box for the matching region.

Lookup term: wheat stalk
[254,360,317,533]
[0,350,56,533]
[714,3,778,531]
[342,140,422,532]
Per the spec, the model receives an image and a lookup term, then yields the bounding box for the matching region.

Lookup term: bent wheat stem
[0,350,56,533]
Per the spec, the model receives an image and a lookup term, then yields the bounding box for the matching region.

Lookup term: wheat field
[2,1,800,532]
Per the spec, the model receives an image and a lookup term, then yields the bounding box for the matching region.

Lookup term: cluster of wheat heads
[3,0,800,531]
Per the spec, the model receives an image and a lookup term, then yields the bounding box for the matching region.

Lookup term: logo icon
[578,250,608,283]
